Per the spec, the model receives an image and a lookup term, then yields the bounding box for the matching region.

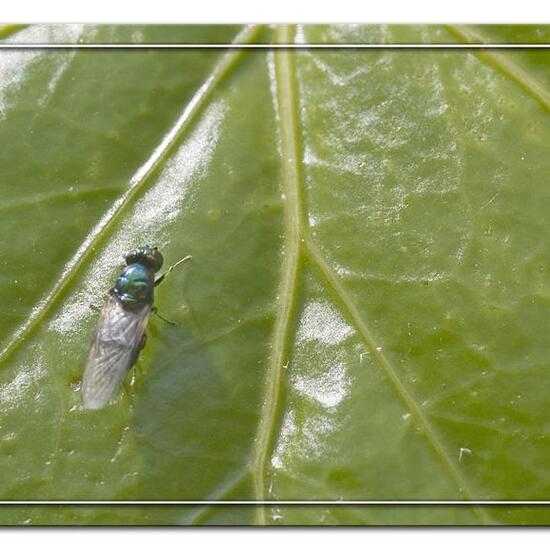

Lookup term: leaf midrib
[251,24,304,525]
[255,24,494,525]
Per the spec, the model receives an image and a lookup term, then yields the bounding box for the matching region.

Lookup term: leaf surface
[1,23,550,525]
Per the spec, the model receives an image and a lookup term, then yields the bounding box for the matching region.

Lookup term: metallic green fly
[81,245,191,410]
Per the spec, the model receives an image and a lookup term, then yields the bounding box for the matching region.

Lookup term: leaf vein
[303,237,494,524]
[447,24,550,114]
[186,467,251,525]
[251,24,303,525]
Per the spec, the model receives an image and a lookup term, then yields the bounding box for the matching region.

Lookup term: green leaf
[1,23,550,525]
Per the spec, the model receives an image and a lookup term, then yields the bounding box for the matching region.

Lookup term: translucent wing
[82,292,151,409]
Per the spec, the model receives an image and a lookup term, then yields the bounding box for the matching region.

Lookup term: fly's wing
[82,293,151,409]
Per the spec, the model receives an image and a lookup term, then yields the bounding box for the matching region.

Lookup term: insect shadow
[128,314,241,500]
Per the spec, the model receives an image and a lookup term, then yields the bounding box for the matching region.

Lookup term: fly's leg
[129,333,147,397]
[89,293,109,312]
[155,255,192,287]
[130,333,147,371]
[152,306,178,326]
[153,254,192,326]
[139,333,147,351]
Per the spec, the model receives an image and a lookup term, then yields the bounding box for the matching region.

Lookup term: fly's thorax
[112,263,155,308]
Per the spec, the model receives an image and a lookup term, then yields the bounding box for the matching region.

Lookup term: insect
[81,245,191,410]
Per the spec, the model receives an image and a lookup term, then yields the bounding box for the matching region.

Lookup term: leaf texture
[1,23,550,525]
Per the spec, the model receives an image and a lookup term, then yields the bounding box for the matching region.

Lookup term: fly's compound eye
[125,245,164,272]
[150,248,164,272]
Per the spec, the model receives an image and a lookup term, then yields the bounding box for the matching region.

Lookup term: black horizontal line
[1,43,550,49]
[1,500,550,505]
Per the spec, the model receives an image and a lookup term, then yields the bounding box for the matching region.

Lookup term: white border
[3,0,550,24]
[4,531,542,550]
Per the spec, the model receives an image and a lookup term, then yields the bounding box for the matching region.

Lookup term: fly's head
[125,245,164,272]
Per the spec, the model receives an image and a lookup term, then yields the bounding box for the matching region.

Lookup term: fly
[81,245,191,410]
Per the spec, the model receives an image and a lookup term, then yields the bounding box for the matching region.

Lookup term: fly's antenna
[154,255,192,287]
